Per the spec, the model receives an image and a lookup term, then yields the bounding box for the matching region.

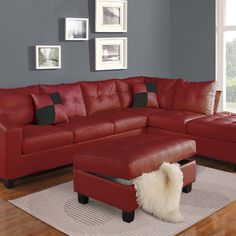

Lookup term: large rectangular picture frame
[35,45,61,70]
[95,37,128,71]
[95,0,127,32]
[65,18,89,41]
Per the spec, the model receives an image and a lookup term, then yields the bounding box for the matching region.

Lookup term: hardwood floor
[0,157,235,236]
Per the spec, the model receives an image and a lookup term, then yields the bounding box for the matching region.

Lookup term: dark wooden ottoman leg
[122,210,135,223]
[182,183,192,193]
[4,179,15,189]
[78,193,89,204]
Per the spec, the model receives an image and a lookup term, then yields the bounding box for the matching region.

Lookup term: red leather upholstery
[31,94,69,124]
[80,80,121,115]
[173,80,216,115]
[115,80,132,108]
[74,135,196,180]
[122,76,144,85]
[57,116,114,143]
[128,107,162,116]
[180,160,196,186]
[39,83,86,117]
[0,117,22,178]
[0,77,235,185]
[187,112,236,142]
[91,109,147,133]
[22,125,73,154]
[147,127,236,164]
[74,170,138,212]
[144,77,178,109]
[0,85,39,125]
[189,135,236,163]
[148,110,205,133]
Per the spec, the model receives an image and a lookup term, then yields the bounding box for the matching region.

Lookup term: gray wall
[0,0,171,88]
[170,0,216,82]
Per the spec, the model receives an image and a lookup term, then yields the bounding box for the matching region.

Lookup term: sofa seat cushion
[148,110,205,133]
[90,109,147,133]
[74,134,196,180]
[187,112,236,142]
[22,125,73,154]
[129,107,163,116]
[57,116,115,143]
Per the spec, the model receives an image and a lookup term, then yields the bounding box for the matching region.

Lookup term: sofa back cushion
[144,77,179,110]
[173,80,216,115]
[116,80,132,108]
[39,83,86,117]
[0,85,39,125]
[115,76,144,108]
[122,76,145,85]
[80,80,121,115]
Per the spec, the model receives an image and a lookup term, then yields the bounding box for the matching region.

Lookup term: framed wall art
[95,0,127,32]
[35,45,61,70]
[65,18,89,41]
[95,37,127,70]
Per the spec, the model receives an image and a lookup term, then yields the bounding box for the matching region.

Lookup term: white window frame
[216,0,236,110]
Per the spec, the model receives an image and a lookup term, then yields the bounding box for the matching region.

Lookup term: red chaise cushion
[187,112,236,142]
[148,110,205,133]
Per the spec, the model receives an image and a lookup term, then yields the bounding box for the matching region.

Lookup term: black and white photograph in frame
[103,7,120,25]
[35,45,61,70]
[96,0,127,32]
[65,18,89,41]
[95,38,127,70]
[102,45,120,62]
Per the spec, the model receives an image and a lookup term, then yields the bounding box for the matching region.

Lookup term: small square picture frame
[35,45,61,70]
[95,37,128,71]
[65,18,89,41]
[96,0,127,32]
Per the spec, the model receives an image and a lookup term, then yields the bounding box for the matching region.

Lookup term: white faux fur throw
[113,162,184,223]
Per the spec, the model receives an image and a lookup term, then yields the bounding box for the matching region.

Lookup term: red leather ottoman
[186,112,236,166]
[73,135,196,223]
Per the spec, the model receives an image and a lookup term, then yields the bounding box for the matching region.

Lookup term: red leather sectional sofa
[0,76,235,188]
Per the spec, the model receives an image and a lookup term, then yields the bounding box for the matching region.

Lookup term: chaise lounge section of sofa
[0,76,235,188]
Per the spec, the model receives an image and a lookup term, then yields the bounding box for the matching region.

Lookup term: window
[216,0,236,112]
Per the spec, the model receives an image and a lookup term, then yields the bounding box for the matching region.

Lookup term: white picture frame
[65,18,89,41]
[95,37,128,71]
[35,45,61,70]
[95,0,127,32]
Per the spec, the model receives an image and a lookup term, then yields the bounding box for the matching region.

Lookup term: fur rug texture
[114,162,184,223]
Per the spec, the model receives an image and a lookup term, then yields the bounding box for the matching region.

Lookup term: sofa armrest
[214,90,222,113]
[0,117,22,179]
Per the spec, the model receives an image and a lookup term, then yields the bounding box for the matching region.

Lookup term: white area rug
[10,166,236,236]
